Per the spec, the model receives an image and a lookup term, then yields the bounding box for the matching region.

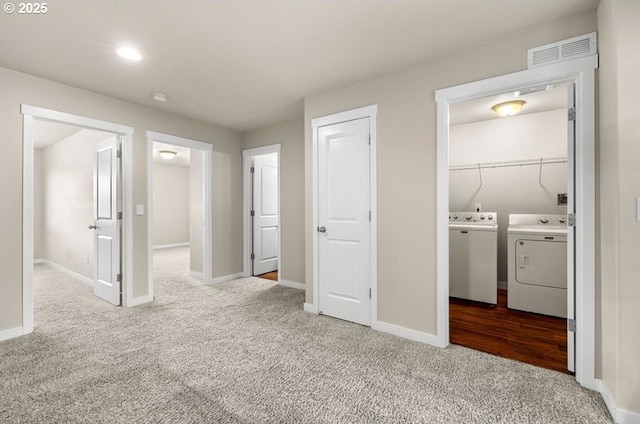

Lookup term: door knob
[317,226,326,233]
[88,225,98,230]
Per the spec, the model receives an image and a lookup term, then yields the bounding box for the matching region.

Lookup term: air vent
[528,32,597,69]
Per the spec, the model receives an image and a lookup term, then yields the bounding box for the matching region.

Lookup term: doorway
[447,83,571,373]
[242,145,281,282]
[435,56,597,389]
[146,131,213,294]
[22,105,134,334]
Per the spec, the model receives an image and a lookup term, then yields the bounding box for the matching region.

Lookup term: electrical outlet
[475,203,482,212]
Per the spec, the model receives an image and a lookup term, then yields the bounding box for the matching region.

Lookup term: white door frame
[21,104,135,333]
[308,105,378,323]
[146,131,213,290]
[242,144,281,279]
[435,55,598,389]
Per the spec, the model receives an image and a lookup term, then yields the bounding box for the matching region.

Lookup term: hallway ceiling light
[159,150,177,160]
[491,100,526,117]
[116,46,142,61]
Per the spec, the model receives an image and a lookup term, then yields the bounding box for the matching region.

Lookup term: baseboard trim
[597,379,640,424]
[40,260,92,287]
[126,294,154,307]
[154,242,190,250]
[372,320,446,348]
[189,271,204,279]
[498,281,508,290]
[33,258,45,264]
[207,272,245,285]
[279,279,305,290]
[303,302,318,314]
[0,326,29,342]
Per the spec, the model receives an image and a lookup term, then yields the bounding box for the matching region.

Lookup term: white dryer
[507,214,567,318]
[449,212,498,305]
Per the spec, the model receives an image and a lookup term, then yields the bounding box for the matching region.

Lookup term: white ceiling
[0,0,598,132]
[153,142,191,167]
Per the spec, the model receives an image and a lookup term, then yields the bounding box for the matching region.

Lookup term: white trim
[303,302,318,314]
[278,279,305,290]
[153,242,191,250]
[33,259,45,264]
[435,56,598,388]
[242,144,282,281]
[122,133,134,307]
[146,131,214,290]
[39,260,92,287]
[206,272,245,285]
[189,271,204,279]
[0,327,27,342]
[597,379,640,424]
[21,105,134,333]
[310,104,378,325]
[126,294,154,307]
[373,320,446,348]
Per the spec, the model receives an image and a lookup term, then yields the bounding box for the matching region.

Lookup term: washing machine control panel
[449,212,497,224]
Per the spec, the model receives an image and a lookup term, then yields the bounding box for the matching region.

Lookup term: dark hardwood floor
[449,289,569,374]
[256,270,278,281]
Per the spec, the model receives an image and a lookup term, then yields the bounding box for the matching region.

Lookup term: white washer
[449,212,498,305]
[507,214,567,318]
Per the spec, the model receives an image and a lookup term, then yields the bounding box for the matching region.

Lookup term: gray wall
[0,65,242,329]
[304,12,596,335]
[449,109,568,283]
[241,118,305,284]
[152,163,190,247]
[190,150,203,274]
[598,0,640,413]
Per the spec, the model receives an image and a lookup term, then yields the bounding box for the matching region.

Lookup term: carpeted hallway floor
[0,248,611,423]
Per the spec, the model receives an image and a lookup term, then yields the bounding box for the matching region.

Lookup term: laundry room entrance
[447,83,572,373]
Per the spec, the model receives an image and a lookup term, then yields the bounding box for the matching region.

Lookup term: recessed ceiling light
[116,46,142,61]
[152,92,168,102]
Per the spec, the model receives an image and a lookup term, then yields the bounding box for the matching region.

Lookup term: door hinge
[117,212,122,220]
[568,213,576,227]
[369,288,371,299]
[368,134,371,145]
[250,166,255,173]
[369,211,371,222]
[568,107,576,121]
[568,318,576,333]
[250,253,255,260]
[117,150,122,159]
[250,210,255,217]
[117,273,122,282]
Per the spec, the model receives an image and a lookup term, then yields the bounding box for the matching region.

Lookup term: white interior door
[92,136,121,305]
[318,118,371,326]
[252,155,279,275]
[566,83,576,372]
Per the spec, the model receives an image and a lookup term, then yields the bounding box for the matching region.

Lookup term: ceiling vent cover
[528,32,597,69]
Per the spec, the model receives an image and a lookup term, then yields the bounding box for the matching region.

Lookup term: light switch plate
[136,204,145,216]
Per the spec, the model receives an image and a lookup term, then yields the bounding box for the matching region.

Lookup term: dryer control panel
[449,211,497,224]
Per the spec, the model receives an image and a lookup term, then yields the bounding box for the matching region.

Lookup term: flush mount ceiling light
[491,100,526,117]
[159,150,177,160]
[152,92,168,102]
[116,46,142,61]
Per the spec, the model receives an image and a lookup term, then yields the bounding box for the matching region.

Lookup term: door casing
[435,55,598,389]
[308,105,378,325]
[21,104,135,335]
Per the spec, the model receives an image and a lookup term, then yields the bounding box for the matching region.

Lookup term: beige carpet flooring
[0,247,611,423]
